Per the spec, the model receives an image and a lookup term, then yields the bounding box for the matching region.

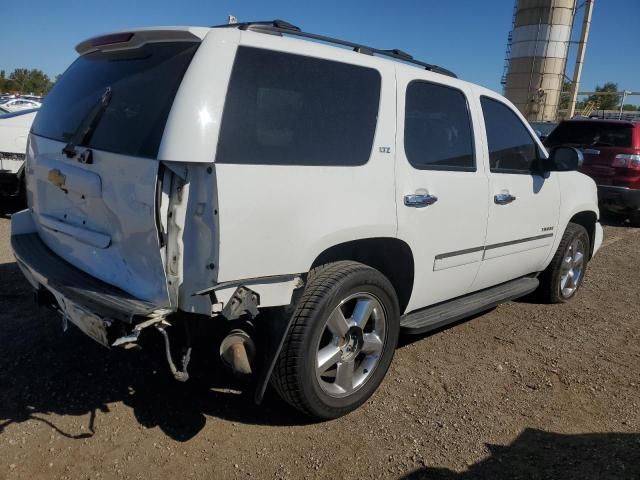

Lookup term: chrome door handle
[404,193,438,207]
[494,192,517,205]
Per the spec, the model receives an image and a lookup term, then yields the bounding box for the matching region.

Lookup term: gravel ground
[0,215,638,479]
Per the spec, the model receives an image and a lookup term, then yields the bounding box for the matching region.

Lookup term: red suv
[544,119,640,226]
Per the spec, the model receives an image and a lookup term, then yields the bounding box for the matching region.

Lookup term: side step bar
[400,277,539,335]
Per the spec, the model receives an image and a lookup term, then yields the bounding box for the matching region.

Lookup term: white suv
[11,21,603,419]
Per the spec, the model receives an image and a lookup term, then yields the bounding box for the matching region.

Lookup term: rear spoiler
[75,27,208,55]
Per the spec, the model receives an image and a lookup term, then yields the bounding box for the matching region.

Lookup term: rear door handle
[494,192,517,205]
[404,192,438,207]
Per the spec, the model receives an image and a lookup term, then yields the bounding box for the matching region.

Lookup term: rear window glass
[545,121,633,148]
[216,47,381,166]
[32,42,198,158]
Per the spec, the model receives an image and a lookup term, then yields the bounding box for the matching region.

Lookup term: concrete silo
[503,0,575,122]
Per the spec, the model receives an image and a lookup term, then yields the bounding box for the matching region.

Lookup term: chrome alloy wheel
[315,293,386,398]
[559,237,586,298]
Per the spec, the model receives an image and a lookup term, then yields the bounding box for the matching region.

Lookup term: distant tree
[558,80,573,110]
[0,70,5,79]
[7,68,52,95]
[8,68,29,91]
[587,82,620,110]
[0,75,17,92]
[44,74,62,94]
[622,103,640,111]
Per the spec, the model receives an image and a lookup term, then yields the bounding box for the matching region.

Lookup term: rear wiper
[62,86,112,158]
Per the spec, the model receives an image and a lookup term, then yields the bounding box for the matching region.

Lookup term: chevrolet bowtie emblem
[48,168,67,189]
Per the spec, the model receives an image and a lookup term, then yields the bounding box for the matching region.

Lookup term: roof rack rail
[210,19,457,78]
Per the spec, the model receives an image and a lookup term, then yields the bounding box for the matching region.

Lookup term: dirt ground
[0,214,639,480]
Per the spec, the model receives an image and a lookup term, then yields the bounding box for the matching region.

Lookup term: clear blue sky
[1,0,639,102]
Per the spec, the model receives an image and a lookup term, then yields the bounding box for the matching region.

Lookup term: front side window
[404,81,475,171]
[216,47,381,166]
[481,97,539,173]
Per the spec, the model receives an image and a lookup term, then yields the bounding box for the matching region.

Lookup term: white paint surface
[510,24,571,59]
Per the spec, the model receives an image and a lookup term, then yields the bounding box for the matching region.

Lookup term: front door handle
[404,192,438,208]
[494,191,517,205]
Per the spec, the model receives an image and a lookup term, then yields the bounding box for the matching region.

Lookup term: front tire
[271,261,400,419]
[537,223,590,303]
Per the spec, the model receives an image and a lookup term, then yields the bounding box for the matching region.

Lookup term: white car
[0,109,36,203]
[20,95,43,103]
[11,21,603,419]
[0,98,41,112]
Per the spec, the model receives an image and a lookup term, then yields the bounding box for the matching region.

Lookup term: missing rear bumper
[12,228,175,349]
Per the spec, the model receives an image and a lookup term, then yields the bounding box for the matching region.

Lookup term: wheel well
[311,238,414,314]
[568,211,597,258]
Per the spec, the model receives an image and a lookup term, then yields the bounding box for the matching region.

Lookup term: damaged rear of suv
[12,29,224,362]
[13,23,381,415]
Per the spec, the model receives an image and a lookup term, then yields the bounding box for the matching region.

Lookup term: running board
[400,277,539,335]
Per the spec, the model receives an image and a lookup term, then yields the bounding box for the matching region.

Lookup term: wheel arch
[567,210,598,259]
[310,237,415,315]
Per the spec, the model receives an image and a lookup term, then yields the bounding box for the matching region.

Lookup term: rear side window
[544,121,633,148]
[32,42,198,158]
[404,81,475,171]
[481,97,539,174]
[216,47,381,166]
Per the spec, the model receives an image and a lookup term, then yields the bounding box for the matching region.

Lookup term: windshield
[545,121,633,148]
[32,41,198,158]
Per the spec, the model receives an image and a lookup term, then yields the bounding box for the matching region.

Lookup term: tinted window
[404,81,474,170]
[544,121,633,148]
[32,42,198,158]
[216,47,381,166]
[481,97,539,173]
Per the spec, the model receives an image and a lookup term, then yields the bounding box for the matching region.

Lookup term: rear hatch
[544,120,640,188]
[26,36,199,304]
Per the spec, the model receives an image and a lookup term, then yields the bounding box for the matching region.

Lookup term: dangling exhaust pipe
[220,329,255,376]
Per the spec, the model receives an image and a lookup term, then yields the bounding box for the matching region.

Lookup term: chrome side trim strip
[435,233,554,262]
[434,246,485,261]
[484,233,554,251]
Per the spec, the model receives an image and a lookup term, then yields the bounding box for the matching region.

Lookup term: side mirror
[546,146,583,172]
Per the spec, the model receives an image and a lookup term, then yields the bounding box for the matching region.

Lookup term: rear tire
[537,223,590,304]
[629,210,640,228]
[271,261,400,419]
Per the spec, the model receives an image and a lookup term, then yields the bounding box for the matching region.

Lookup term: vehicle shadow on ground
[0,262,312,443]
[401,428,640,480]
